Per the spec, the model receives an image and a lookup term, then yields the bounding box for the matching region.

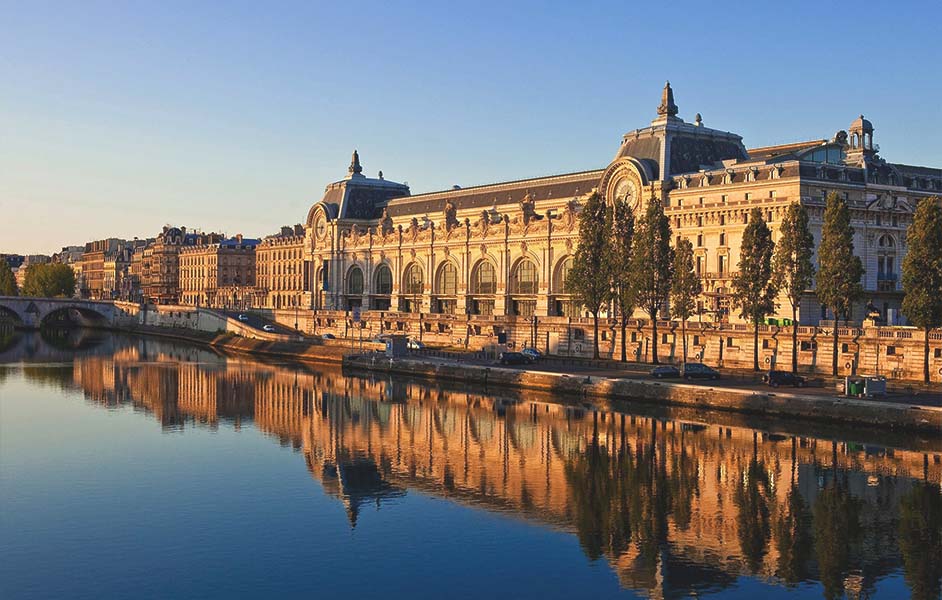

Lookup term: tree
[732,208,777,371]
[0,260,17,296]
[771,203,815,373]
[607,197,635,362]
[567,192,611,359]
[901,197,942,384]
[816,192,864,376]
[22,263,76,298]
[670,238,701,368]
[628,197,673,364]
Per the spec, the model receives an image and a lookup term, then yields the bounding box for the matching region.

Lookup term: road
[219,310,297,336]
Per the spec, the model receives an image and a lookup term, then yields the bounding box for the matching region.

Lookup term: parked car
[498,351,532,366]
[237,314,249,322]
[763,370,806,388]
[521,347,543,361]
[651,365,680,379]
[682,363,721,380]
[407,338,425,350]
[372,334,392,344]
[321,333,335,340]
[262,324,276,332]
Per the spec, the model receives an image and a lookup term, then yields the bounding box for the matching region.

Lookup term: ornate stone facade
[254,225,307,310]
[301,84,940,330]
[179,235,258,308]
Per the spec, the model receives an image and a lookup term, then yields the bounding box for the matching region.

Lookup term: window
[698,197,704,206]
[697,234,703,247]
[720,214,725,225]
[437,262,457,296]
[762,339,771,349]
[769,190,777,198]
[511,259,538,295]
[800,340,816,351]
[841,343,850,353]
[726,337,736,348]
[721,195,728,203]
[374,264,392,295]
[402,263,424,296]
[695,255,703,275]
[744,193,751,201]
[886,346,897,356]
[892,215,899,227]
[718,255,726,275]
[693,335,700,346]
[346,266,364,295]
[554,257,573,293]
[697,216,703,227]
[471,261,496,295]
[719,232,726,246]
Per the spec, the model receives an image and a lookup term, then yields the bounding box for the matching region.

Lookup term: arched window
[403,263,424,296]
[437,262,457,295]
[346,266,363,295]
[511,259,538,295]
[878,234,895,248]
[553,257,573,293]
[470,261,496,295]
[374,264,392,295]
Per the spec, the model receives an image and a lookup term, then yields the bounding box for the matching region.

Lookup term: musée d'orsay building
[301,83,939,328]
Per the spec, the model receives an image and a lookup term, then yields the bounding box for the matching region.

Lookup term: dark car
[651,365,680,379]
[682,363,721,380]
[498,351,533,366]
[521,347,543,361]
[763,370,806,388]
[321,333,335,340]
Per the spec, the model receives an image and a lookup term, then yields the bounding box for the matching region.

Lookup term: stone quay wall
[259,308,942,384]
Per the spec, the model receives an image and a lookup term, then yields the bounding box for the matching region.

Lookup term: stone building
[179,234,259,308]
[299,85,939,329]
[80,238,144,300]
[254,224,308,310]
[141,227,220,305]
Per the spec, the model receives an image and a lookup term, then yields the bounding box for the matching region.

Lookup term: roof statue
[657,81,678,117]
[348,149,363,176]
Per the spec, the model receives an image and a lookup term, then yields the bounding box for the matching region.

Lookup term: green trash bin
[848,380,863,395]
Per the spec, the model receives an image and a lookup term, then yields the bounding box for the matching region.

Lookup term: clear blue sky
[2,0,940,254]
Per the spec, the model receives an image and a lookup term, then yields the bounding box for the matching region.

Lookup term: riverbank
[343,353,942,434]
[114,324,941,434]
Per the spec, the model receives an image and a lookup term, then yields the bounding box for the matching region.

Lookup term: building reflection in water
[24,334,942,600]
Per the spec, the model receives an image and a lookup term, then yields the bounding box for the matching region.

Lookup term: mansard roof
[384,169,603,218]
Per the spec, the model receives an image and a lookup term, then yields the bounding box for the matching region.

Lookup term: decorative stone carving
[380,208,394,237]
[443,200,460,232]
[561,198,581,231]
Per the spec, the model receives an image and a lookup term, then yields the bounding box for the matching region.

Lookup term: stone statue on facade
[380,208,394,237]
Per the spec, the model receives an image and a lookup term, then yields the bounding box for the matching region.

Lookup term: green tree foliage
[815,192,863,376]
[771,203,815,373]
[21,263,76,298]
[901,197,942,384]
[607,197,634,362]
[567,192,610,358]
[670,238,701,367]
[628,197,673,364]
[898,481,942,600]
[0,260,17,296]
[732,208,777,371]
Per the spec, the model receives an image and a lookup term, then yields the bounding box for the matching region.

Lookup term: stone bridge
[0,296,126,328]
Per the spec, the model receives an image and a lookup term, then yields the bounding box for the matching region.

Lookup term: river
[1,329,940,599]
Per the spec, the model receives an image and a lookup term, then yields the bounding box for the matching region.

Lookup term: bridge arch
[40,306,110,328]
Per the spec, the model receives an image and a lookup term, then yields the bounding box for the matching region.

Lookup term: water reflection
[3,331,941,599]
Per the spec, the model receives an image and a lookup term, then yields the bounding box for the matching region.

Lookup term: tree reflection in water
[898,481,942,600]
[774,437,813,586]
[813,447,863,600]
[735,431,773,574]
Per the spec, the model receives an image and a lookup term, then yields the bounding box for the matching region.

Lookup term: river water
[1,329,940,599]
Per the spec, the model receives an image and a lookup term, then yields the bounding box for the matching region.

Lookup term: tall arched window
[551,256,575,316]
[434,262,458,314]
[510,258,538,316]
[374,264,392,295]
[401,263,424,312]
[877,234,897,291]
[511,259,538,295]
[469,261,496,315]
[346,266,364,295]
[470,261,496,295]
[437,262,457,296]
[403,263,424,295]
